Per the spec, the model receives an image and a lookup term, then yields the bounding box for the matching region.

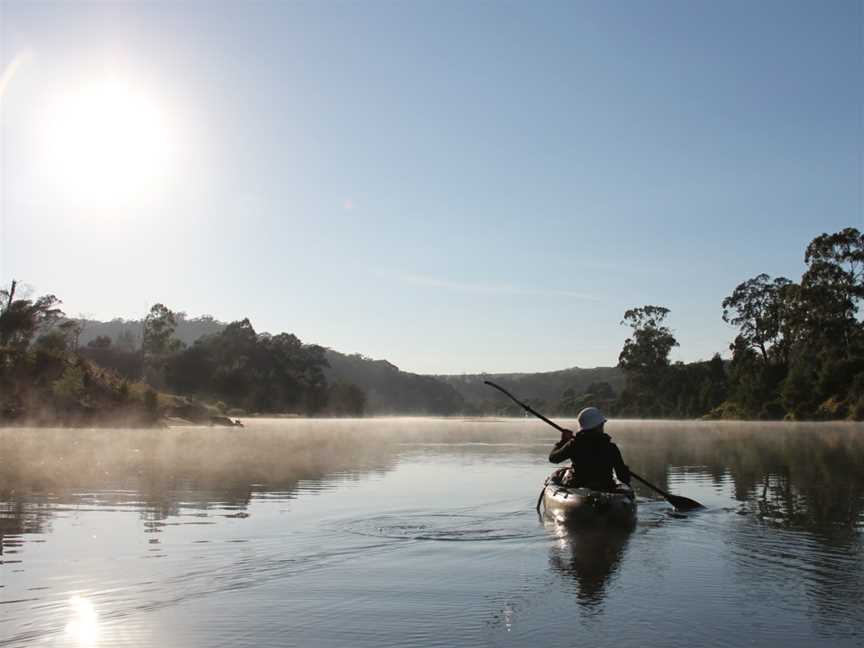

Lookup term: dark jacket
[549,429,630,491]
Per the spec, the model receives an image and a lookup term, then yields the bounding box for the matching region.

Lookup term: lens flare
[0,51,31,104]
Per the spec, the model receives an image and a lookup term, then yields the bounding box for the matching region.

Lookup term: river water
[1,419,862,647]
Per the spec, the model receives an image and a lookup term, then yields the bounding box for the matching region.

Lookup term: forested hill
[7,227,860,422]
[323,351,465,415]
[436,367,624,409]
[58,226,861,422]
[78,315,225,349]
[79,317,473,415]
[78,314,620,415]
[77,317,621,415]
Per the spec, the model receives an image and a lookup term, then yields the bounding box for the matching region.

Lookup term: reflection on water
[545,520,632,607]
[0,420,398,547]
[0,418,862,647]
[65,596,99,647]
[2,420,862,535]
[607,421,864,531]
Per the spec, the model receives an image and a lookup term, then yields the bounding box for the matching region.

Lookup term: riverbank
[0,348,243,429]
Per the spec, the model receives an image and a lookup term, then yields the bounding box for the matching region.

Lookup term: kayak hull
[542,483,637,527]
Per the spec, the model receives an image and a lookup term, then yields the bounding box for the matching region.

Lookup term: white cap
[576,407,607,431]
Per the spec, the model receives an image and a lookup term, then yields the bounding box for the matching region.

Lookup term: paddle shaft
[484,381,571,435]
[629,472,674,499]
[484,380,703,510]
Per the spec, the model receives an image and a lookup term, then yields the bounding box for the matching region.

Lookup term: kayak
[542,482,637,527]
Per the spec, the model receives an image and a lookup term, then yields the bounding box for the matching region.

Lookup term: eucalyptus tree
[801,227,864,358]
[142,303,184,386]
[0,280,64,351]
[142,303,183,357]
[722,274,793,365]
[721,228,864,419]
[617,305,678,415]
[618,306,678,374]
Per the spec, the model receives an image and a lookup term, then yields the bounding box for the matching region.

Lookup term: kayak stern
[542,483,637,527]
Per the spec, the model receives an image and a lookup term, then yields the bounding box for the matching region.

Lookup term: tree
[699,353,728,412]
[326,382,367,416]
[164,345,215,394]
[142,303,184,386]
[143,388,159,422]
[618,306,678,374]
[722,274,793,364]
[87,335,113,349]
[34,329,70,355]
[52,364,86,407]
[58,320,82,351]
[617,306,679,415]
[0,280,64,350]
[164,318,331,415]
[781,363,818,420]
[804,227,864,298]
[299,343,329,414]
[800,227,864,358]
[205,318,258,403]
[558,387,578,416]
[142,303,182,357]
[586,381,615,400]
[115,329,137,351]
[558,381,616,416]
[718,228,864,420]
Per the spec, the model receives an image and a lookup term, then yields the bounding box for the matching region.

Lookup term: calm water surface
[1,419,863,647]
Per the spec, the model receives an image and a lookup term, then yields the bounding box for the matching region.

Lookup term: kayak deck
[542,482,637,527]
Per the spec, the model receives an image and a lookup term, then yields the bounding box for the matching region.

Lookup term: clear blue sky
[1,1,861,373]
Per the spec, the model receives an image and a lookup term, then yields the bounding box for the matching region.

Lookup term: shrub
[52,364,86,407]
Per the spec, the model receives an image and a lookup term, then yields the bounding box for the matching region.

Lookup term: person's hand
[560,429,573,442]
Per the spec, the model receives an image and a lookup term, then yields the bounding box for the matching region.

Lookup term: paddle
[627,473,703,511]
[535,485,546,513]
[484,380,703,511]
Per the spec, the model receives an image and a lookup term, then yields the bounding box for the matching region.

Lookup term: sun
[39,75,175,207]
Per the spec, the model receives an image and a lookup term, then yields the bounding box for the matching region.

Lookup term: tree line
[0,285,366,424]
[615,227,863,420]
[113,305,367,417]
[1,227,860,423]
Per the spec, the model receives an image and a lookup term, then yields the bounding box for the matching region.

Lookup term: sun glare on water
[64,595,100,646]
[39,76,176,208]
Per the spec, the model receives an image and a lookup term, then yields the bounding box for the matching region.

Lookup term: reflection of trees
[0,425,400,541]
[714,427,864,531]
[1,420,861,546]
[611,421,864,531]
[727,484,864,638]
[545,520,632,608]
[1,497,53,559]
[610,422,864,638]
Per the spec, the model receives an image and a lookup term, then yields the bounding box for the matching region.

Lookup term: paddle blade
[667,494,704,511]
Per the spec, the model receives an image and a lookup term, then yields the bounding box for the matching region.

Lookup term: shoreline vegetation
[1,227,862,427]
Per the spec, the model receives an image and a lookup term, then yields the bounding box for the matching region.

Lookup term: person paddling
[549,407,630,492]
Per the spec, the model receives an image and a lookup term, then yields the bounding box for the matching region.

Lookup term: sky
[0,1,861,374]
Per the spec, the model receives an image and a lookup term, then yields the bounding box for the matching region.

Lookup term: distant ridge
[77,316,225,349]
[434,367,624,406]
[323,350,465,415]
[77,317,619,414]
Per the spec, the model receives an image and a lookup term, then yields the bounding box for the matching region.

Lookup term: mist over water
[1,419,862,647]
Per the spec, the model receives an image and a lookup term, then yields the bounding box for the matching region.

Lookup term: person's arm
[549,437,574,464]
[611,443,631,484]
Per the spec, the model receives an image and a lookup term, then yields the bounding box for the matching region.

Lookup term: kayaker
[548,406,630,492]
